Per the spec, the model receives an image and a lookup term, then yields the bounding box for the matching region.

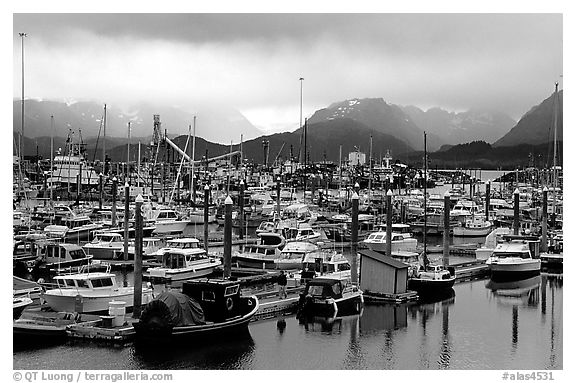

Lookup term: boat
[114,237,166,261]
[144,245,222,284]
[236,238,316,270]
[363,224,418,253]
[44,215,103,242]
[42,272,154,313]
[475,227,511,261]
[296,274,363,320]
[408,264,456,295]
[233,231,285,265]
[147,208,189,235]
[30,242,94,274]
[13,297,34,319]
[82,232,125,260]
[46,141,99,187]
[282,224,327,243]
[540,231,563,267]
[485,236,541,281]
[453,215,493,237]
[14,311,99,342]
[134,278,259,342]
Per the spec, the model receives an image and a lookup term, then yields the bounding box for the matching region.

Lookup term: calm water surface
[13,272,562,370]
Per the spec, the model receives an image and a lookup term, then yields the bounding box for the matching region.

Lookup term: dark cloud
[13,13,562,130]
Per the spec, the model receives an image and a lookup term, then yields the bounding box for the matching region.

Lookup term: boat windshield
[493,251,531,259]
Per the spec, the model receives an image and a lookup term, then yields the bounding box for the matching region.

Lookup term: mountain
[241,118,414,164]
[401,106,516,145]
[494,90,563,147]
[13,99,263,149]
[307,98,442,151]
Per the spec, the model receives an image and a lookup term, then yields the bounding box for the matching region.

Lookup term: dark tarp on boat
[140,291,205,327]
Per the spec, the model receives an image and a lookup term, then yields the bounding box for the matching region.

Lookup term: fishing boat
[134,278,259,342]
[30,242,94,274]
[144,247,222,284]
[453,215,493,237]
[485,236,541,281]
[296,274,363,319]
[42,272,154,313]
[82,232,125,260]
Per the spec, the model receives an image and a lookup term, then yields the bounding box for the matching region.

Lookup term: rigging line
[91,114,104,164]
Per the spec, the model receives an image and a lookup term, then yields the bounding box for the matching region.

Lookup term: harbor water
[13,271,562,370]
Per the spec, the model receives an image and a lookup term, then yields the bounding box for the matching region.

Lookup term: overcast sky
[13,13,562,132]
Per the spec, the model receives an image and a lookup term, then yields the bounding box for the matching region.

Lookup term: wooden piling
[98,173,103,210]
[386,190,392,257]
[443,191,450,268]
[224,195,233,279]
[133,194,144,319]
[513,188,520,235]
[485,181,491,222]
[111,177,117,227]
[204,185,209,254]
[351,191,359,285]
[542,187,548,252]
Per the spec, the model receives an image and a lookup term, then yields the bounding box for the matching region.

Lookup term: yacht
[150,208,189,235]
[485,236,541,281]
[296,274,363,319]
[46,142,99,187]
[408,264,456,295]
[475,227,511,261]
[82,232,125,260]
[42,272,153,313]
[363,224,418,253]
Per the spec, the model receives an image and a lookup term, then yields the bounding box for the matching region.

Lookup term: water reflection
[485,276,541,308]
[132,331,255,369]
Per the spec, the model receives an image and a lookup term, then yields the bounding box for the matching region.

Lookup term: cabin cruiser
[453,215,493,237]
[363,223,418,253]
[296,274,363,319]
[234,231,286,265]
[42,272,153,313]
[144,207,188,235]
[275,241,320,270]
[145,247,222,284]
[44,216,103,242]
[235,238,316,270]
[485,236,541,281]
[282,224,327,244]
[83,232,125,260]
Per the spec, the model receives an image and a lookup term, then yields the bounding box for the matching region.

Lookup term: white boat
[31,242,94,272]
[282,224,327,244]
[275,241,320,270]
[453,215,493,237]
[150,209,189,234]
[485,237,541,281]
[44,216,103,242]
[145,245,222,283]
[363,224,418,253]
[475,227,511,261]
[408,264,456,295]
[42,272,153,313]
[82,232,125,260]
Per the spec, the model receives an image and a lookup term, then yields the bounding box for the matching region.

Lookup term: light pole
[19,32,26,164]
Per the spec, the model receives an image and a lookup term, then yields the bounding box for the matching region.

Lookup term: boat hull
[297,292,363,319]
[42,288,153,314]
[145,264,220,283]
[153,221,188,235]
[453,226,493,237]
[134,296,259,343]
[408,277,456,295]
[487,259,541,281]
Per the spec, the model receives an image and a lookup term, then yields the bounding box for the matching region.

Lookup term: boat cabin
[303,276,353,300]
[182,279,243,322]
[38,243,91,263]
[91,232,124,244]
[53,272,116,289]
[160,249,209,269]
[155,210,180,220]
[165,238,201,250]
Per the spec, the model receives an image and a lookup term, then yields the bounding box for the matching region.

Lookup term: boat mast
[127,121,131,183]
[50,115,54,205]
[368,134,373,203]
[103,104,107,166]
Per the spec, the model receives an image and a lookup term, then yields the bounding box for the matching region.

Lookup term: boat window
[202,290,216,302]
[224,285,239,296]
[338,263,351,271]
[91,278,114,288]
[307,285,327,296]
[69,250,86,260]
[332,283,342,297]
[77,279,89,288]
